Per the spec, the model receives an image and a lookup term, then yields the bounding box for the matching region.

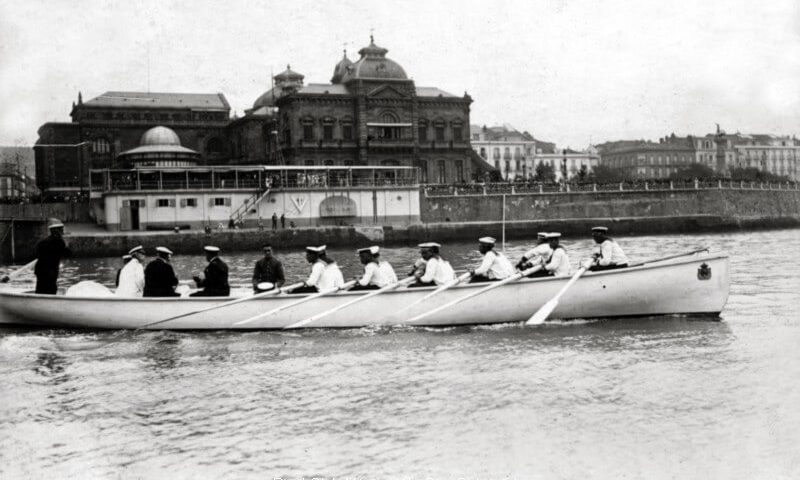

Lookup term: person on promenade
[34,221,71,294]
[409,242,456,288]
[280,213,286,229]
[252,244,285,292]
[115,255,132,287]
[351,246,397,291]
[292,245,344,294]
[272,212,278,231]
[469,237,514,283]
[589,226,630,271]
[116,246,146,297]
[543,233,571,277]
[516,232,553,277]
[191,246,230,297]
[143,247,180,297]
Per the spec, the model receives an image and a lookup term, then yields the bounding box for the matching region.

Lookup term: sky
[1,0,798,149]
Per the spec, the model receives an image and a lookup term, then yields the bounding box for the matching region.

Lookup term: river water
[1,229,799,479]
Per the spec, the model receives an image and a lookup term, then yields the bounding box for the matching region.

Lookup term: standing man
[143,246,180,297]
[117,246,146,297]
[34,221,71,294]
[469,237,514,283]
[589,226,630,271]
[115,255,132,287]
[271,212,278,231]
[352,246,397,291]
[543,233,571,277]
[292,245,344,294]
[252,243,286,292]
[191,246,230,297]
[280,213,286,229]
[410,242,456,287]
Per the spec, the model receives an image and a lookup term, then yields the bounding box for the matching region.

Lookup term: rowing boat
[0,254,729,330]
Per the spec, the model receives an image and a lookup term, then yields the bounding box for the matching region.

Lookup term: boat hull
[0,255,730,330]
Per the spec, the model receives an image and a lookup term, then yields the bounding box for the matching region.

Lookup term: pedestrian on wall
[272,212,278,230]
[280,213,286,229]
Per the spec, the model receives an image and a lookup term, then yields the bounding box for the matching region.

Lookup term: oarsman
[516,232,552,277]
[143,246,180,297]
[191,246,230,297]
[589,226,630,271]
[252,244,286,292]
[352,246,398,291]
[34,220,72,294]
[410,242,456,288]
[116,246,146,297]
[543,233,571,277]
[292,245,345,294]
[115,255,132,287]
[469,237,514,283]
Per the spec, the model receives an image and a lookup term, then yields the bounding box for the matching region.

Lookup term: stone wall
[0,202,93,222]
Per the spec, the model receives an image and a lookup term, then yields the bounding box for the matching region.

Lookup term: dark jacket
[143,257,180,297]
[34,235,71,294]
[252,256,285,290]
[193,257,230,297]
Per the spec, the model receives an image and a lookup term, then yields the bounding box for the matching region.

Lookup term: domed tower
[342,35,409,83]
[330,50,353,84]
[118,126,200,168]
[251,65,305,111]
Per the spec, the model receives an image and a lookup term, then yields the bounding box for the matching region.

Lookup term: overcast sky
[1,0,798,149]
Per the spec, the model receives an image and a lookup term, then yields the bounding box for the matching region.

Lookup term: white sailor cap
[478,236,496,245]
[306,245,326,253]
[357,246,380,255]
[546,232,562,239]
[122,254,132,261]
[418,242,441,249]
[128,245,144,255]
[156,246,173,255]
[204,246,220,253]
[591,226,609,233]
[537,232,548,239]
[48,222,65,229]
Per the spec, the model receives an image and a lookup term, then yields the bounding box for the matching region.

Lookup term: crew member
[543,233,571,277]
[292,245,344,294]
[115,255,132,287]
[589,226,630,271]
[252,244,285,292]
[191,246,230,297]
[470,237,514,282]
[516,232,552,277]
[117,246,146,297]
[34,221,72,294]
[143,246,180,297]
[352,246,397,291]
[410,242,456,287]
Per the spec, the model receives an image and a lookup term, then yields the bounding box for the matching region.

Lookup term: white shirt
[116,258,144,297]
[419,256,456,285]
[474,250,515,279]
[595,239,630,266]
[358,261,396,288]
[306,260,344,290]
[545,248,571,277]
[523,243,553,265]
[378,261,398,285]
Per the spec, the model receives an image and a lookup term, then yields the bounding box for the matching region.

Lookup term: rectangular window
[455,160,464,182]
[303,125,313,141]
[418,126,427,141]
[157,198,170,207]
[437,160,446,183]
[180,198,197,207]
[342,125,353,140]
[453,127,462,142]
[435,127,445,142]
[323,125,333,141]
[213,197,229,207]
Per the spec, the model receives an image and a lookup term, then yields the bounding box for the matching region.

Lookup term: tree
[576,164,589,182]
[729,167,790,183]
[589,165,626,183]
[533,161,556,184]
[669,163,715,180]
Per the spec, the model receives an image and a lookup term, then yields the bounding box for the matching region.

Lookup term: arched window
[321,117,335,141]
[93,138,110,154]
[323,159,335,166]
[416,160,428,183]
[418,119,429,142]
[381,111,398,123]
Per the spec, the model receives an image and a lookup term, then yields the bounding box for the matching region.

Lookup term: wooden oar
[284,277,416,329]
[233,280,357,327]
[395,271,473,314]
[0,259,37,283]
[138,281,304,330]
[405,266,542,324]
[526,261,592,326]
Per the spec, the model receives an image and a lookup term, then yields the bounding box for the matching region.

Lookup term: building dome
[252,65,305,109]
[331,50,353,84]
[140,126,181,146]
[342,36,408,82]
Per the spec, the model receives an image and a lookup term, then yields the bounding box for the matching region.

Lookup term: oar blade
[526,299,557,325]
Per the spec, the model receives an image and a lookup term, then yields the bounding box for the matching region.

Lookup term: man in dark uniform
[143,246,180,297]
[191,246,230,297]
[252,244,285,292]
[34,221,72,294]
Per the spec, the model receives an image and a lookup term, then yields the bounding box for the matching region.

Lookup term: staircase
[229,188,271,226]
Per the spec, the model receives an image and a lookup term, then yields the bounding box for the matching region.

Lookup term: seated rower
[115,254,132,287]
[252,243,286,292]
[292,245,345,294]
[516,232,552,277]
[143,247,180,297]
[543,233,571,277]
[191,246,230,297]
[589,226,630,271]
[351,246,398,291]
[409,242,456,288]
[117,245,146,297]
[469,236,514,283]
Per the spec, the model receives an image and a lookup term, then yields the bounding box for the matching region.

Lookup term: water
[1,230,799,479]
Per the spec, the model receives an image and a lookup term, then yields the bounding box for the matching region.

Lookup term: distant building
[597,135,696,179]
[534,148,600,182]
[0,147,38,200]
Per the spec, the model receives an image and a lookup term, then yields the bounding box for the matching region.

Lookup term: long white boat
[0,253,729,330]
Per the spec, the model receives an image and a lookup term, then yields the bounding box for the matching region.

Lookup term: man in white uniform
[516,232,552,277]
[294,245,344,294]
[116,245,146,297]
[352,246,397,291]
[469,236,514,282]
[410,242,456,287]
[589,226,630,271]
[543,233,571,277]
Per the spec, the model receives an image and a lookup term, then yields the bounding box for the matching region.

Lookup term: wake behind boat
[0,253,730,330]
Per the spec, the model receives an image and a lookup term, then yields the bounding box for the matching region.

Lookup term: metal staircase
[229,188,271,226]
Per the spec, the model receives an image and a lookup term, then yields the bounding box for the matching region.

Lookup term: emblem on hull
[698,263,712,280]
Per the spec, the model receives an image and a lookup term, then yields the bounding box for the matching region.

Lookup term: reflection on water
[1,229,799,478]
